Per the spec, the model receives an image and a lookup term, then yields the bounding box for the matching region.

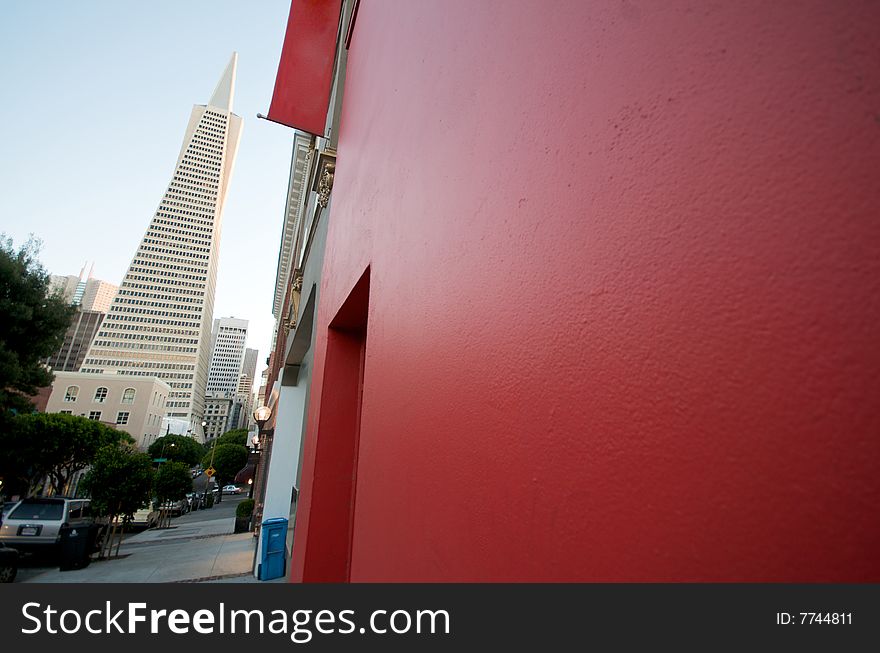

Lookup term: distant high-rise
[206,317,249,398]
[49,274,80,304]
[81,280,117,313]
[82,54,243,439]
[47,310,106,372]
[228,347,258,430]
[49,264,118,312]
[240,347,258,386]
[47,265,117,372]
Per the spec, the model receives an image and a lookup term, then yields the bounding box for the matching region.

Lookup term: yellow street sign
[205,467,216,477]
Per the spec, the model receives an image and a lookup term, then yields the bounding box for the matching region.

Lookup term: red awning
[234,463,256,485]
[268,0,343,135]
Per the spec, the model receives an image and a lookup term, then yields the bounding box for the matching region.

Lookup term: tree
[0,236,74,415]
[201,443,248,503]
[147,434,205,467]
[154,462,192,503]
[0,413,131,497]
[80,443,154,558]
[208,428,250,448]
[154,462,192,528]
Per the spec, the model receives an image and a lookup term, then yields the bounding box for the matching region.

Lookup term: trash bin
[58,524,92,571]
[258,517,287,581]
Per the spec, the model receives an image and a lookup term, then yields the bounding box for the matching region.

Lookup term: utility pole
[203,438,217,507]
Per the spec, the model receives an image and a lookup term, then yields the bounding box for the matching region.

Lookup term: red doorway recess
[301,268,369,582]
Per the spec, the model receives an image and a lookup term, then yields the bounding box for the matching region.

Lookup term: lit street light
[159,440,176,461]
[250,406,272,505]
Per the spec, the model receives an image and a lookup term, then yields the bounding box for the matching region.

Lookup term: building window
[88,411,102,421]
[59,410,73,415]
[116,412,130,425]
[64,386,79,402]
[94,387,109,403]
[122,388,136,404]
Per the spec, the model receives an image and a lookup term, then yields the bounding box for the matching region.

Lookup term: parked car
[126,506,159,530]
[2,501,18,518]
[0,497,103,554]
[222,484,242,495]
[185,492,200,510]
[159,498,190,517]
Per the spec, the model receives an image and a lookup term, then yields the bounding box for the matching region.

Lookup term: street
[13,494,272,583]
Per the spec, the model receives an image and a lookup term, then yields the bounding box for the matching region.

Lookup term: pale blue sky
[0,0,297,389]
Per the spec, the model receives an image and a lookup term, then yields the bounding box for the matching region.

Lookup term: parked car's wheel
[0,547,18,583]
[0,564,16,583]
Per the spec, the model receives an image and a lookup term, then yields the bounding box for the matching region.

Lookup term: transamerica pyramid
[82,54,243,442]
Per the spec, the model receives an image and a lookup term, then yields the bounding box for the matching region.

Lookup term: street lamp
[253,406,272,431]
[159,440,176,461]
[247,433,262,499]
[250,406,272,503]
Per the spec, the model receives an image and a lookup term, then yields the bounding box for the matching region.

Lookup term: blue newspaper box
[259,517,288,581]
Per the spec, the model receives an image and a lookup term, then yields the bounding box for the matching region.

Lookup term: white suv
[0,497,100,553]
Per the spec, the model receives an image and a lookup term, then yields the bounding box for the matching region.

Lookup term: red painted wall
[291,0,880,581]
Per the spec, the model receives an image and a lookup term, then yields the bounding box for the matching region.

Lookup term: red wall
[291,0,880,581]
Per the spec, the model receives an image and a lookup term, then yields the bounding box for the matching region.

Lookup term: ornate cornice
[317,160,336,209]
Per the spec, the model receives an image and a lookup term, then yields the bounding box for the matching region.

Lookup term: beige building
[204,394,233,442]
[82,54,243,441]
[81,280,118,313]
[45,372,171,450]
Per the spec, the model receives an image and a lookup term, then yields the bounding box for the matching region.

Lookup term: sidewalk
[20,514,280,583]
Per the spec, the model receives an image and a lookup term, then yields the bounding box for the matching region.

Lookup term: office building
[81,54,243,441]
[47,309,105,372]
[206,317,249,398]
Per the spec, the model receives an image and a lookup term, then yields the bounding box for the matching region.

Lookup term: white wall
[254,357,310,576]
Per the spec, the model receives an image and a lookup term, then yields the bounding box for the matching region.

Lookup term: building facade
[50,268,118,312]
[48,274,80,304]
[45,372,170,449]
[230,347,259,430]
[254,121,329,568]
[204,395,233,441]
[47,309,105,373]
[81,279,118,313]
[81,54,243,441]
[265,1,880,582]
[240,347,258,391]
[206,317,249,397]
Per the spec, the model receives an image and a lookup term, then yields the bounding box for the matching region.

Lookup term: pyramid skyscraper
[82,54,243,440]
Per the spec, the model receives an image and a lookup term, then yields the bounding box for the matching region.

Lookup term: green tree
[0,236,74,415]
[80,443,154,557]
[208,428,250,448]
[147,434,205,467]
[0,413,131,497]
[201,443,248,503]
[154,462,192,503]
[154,462,192,528]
